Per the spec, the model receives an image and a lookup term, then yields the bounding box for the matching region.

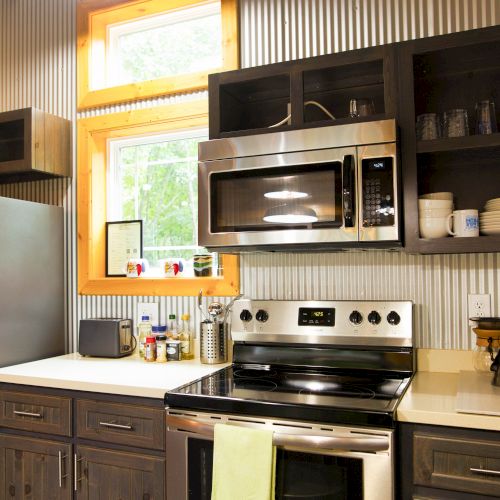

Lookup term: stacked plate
[480,198,500,235]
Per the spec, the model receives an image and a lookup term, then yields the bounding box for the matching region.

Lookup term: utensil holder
[200,321,228,364]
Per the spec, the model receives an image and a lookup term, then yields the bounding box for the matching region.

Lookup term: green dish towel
[211,423,276,500]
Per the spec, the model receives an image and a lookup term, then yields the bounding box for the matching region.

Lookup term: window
[77,0,239,109]
[77,101,239,296]
[107,128,207,271]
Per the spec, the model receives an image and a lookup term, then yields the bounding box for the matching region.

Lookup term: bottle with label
[137,315,152,358]
[156,335,167,363]
[144,336,157,362]
[179,313,194,360]
[167,314,178,339]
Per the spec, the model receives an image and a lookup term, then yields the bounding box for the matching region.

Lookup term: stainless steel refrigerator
[0,196,65,367]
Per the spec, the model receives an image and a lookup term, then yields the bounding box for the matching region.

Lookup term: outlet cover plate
[468,294,491,320]
[138,302,159,326]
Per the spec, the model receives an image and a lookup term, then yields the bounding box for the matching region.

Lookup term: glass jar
[472,334,500,372]
[156,335,167,363]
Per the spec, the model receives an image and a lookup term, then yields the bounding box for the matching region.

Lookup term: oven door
[166,411,394,500]
[198,147,358,250]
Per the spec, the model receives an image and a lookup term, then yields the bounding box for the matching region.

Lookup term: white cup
[160,258,184,277]
[446,209,479,237]
[420,192,454,201]
[418,199,453,210]
[126,258,148,278]
[419,217,448,239]
[419,207,453,218]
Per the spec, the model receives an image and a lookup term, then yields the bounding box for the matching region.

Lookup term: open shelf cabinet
[208,45,398,139]
[399,26,500,254]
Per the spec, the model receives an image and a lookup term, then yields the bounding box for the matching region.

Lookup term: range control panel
[231,300,413,348]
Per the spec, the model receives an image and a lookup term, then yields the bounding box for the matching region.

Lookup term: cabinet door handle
[74,454,84,491]
[13,410,42,418]
[470,467,500,477]
[58,451,68,488]
[99,421,133,430]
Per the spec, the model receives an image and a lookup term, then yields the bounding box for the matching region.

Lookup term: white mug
[126,258,148,278]
[161,258,184,277]
[446,209,479,237]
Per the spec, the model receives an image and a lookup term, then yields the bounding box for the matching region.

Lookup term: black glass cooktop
[165,366,411,428]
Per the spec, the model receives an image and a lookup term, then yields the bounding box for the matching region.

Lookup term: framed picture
[106,220,143,277]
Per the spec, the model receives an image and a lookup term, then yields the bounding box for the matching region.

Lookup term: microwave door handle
[342,155,355,228]
[166,415,389,453]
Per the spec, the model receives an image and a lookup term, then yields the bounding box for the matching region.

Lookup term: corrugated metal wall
[1,0,499,351]
[0,0,77,352]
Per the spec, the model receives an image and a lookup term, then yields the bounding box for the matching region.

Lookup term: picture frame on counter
[106,220,143,277]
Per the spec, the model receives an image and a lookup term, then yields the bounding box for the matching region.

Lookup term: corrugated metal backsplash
[0,0,499,351]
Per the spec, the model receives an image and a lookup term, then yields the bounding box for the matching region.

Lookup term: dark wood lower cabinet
[398,423,500,500]
[75,445,165,500]
[0,434,72,499]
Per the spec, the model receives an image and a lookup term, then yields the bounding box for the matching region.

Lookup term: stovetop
[166,300,414,428]
[165,365,412,428]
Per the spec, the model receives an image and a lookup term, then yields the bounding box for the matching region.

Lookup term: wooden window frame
[77,99,239,296]
[77,0,239,110]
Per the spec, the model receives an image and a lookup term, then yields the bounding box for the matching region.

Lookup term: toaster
[79,318,134,358]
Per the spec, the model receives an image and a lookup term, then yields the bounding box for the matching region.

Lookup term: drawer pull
[99,421,133,430]
[13,410,42,418]
[58,451,68,488]
[470,467,500,477]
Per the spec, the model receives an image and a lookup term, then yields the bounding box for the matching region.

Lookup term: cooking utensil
[198,289,207,321]
[208,302,224,318]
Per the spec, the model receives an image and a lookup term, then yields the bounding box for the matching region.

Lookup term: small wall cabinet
[208,45,398,138]
[0,107,71,183]
[398,422,500,499]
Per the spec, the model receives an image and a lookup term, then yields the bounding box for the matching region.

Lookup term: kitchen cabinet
[398,422,500,499]
[0,384,165,500]
[398,25,500,254]
[208,44,398,138]
[0,434,72,499]
[0,107,71,183]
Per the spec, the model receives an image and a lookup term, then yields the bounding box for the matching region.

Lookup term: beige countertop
[397,350,500,431]
[0,353,229,399]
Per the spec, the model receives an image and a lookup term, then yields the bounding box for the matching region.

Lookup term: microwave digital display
[298,308,335,327]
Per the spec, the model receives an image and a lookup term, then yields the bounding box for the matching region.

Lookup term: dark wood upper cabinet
[0,107,71,184]
[209,45,398,138]
[398,26,500,254]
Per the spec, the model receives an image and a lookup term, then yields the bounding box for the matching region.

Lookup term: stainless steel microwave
[198,119,400,251]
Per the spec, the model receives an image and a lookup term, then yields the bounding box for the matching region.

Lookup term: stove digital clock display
[298,308,335,327]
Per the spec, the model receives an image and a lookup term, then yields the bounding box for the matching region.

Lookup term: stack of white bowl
[480,197,500,235]
[418,192,454,239]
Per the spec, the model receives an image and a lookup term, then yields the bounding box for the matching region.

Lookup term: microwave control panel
[362,157,395,227]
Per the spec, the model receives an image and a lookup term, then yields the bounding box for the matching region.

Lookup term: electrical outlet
[468,294,491,319]
[137,302,159,326]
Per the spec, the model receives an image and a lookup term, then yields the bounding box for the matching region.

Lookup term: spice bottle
[156,335,167,363]
[167,314,178,339]
[137,315,152,358]
[179,313,194,360]
[144,336,157,362]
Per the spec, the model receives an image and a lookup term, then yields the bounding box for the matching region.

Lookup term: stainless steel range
[165,300,414,500]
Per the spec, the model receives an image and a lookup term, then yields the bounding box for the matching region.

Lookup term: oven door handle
[166,415,389,453]
[342,154,356,228]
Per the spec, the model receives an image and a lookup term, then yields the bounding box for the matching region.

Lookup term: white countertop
[396,371,500,431]
[0,353,229,399]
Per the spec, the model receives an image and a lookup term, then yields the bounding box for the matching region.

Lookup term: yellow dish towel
[211,423,276,500]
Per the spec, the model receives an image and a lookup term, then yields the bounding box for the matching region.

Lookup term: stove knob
[368,311,382,325]
[387,311,401,325]
[255,309,269,323]
[239,309,253,322]
[349,310,363,325]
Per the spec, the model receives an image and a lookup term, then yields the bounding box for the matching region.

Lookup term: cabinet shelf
[415,235,500,254]
[417,133,500,154]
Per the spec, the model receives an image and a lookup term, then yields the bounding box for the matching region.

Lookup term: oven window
[210,163,342,232]
[187,438,363,500]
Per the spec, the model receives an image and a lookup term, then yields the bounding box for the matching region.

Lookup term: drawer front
[0,390,71,436]
[414,432,500,497]
[76,400,164,450]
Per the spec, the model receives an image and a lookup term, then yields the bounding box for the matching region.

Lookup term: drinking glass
[349,98,375,118]
[416,113,440,140]
[475,100,497,135]
[442,109,469,138]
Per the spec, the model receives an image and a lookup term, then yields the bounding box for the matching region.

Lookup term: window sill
[79,257,239,296]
